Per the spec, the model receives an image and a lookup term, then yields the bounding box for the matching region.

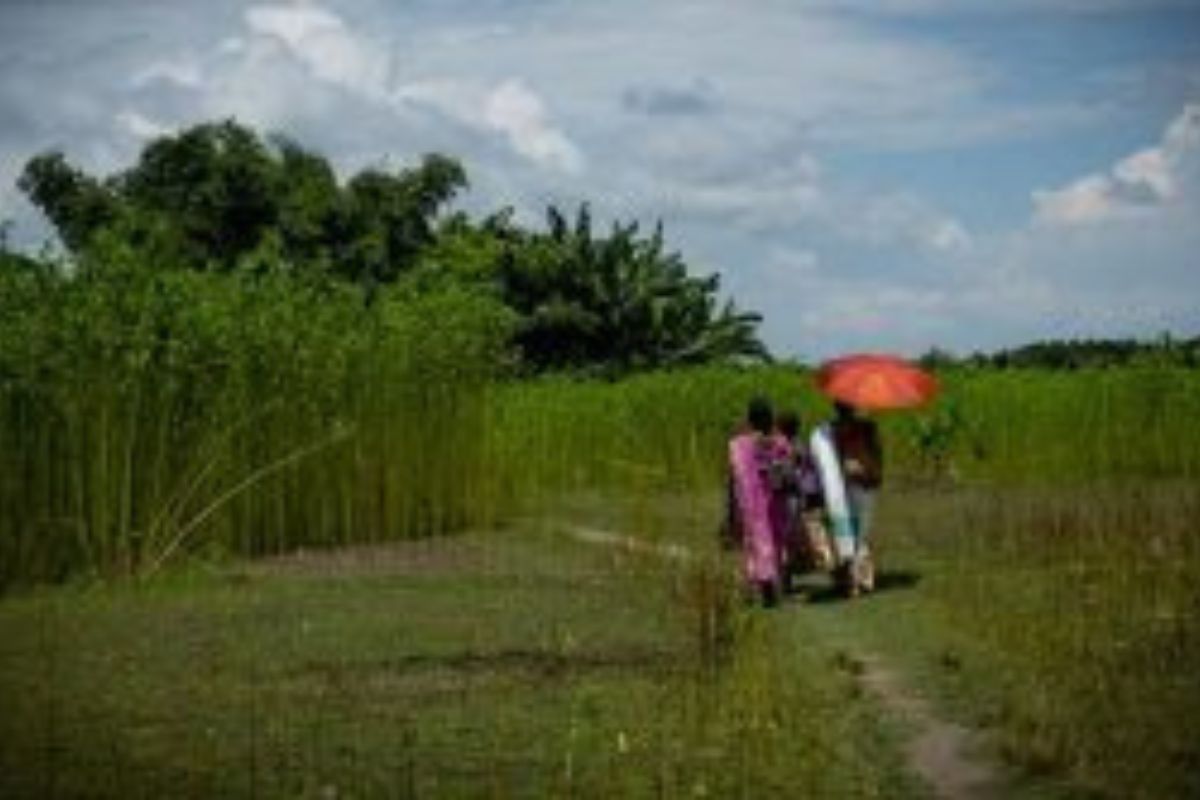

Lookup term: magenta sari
[728,433,787,585]
[769,435,795,570]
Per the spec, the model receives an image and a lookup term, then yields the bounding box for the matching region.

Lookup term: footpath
[563,522,1011,800]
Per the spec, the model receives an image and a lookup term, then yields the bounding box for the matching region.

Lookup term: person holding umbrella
[813,353,937,597]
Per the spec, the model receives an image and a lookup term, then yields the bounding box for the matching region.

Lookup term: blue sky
[1,0,1198,358]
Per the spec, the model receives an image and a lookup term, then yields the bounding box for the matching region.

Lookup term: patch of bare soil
[243,532,498,579]
[299,646,679,684]
[856,655,1006,800]
[565,524,692,562]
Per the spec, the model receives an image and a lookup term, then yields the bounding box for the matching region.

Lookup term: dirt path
[563,523,692,562]
[563,522,1009,800]
[855,654,1006,799]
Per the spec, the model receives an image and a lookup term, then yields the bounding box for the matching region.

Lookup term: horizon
[2,0,1198,359]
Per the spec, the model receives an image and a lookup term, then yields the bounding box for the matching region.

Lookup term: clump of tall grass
[0,241,515,588]
[889,366,1200,485]
[489,364,818,512]
[491,363,1200,505]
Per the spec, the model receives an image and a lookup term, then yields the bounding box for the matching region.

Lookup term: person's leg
[742,514,781,608]
[848,487,878,592]
[770,495,791,589]
[803,511,833,571]
[826,508,856,567]
[760,580,779,608]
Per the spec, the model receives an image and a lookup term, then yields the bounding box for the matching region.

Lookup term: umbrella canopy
[814,353,938,411]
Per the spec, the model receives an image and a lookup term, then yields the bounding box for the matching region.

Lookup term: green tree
[15,120,766,375]
[19,121,467,288]
[494,204,768,372]
[17,152,120,251]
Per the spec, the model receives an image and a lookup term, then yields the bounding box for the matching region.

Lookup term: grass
[488,364,1200,795]
[4,362,1200,796]
[550,479,1200,799]
[0,269,516,587]
[869,483,1200,799]
[0,525,920,799]
[3,481,1195,797]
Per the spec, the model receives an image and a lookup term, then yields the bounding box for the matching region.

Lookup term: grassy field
[540,479,1200,798]
[488,365,1200,798]
[816,484,1200,799]
[0,525,920,799]
[2,365,1199,797]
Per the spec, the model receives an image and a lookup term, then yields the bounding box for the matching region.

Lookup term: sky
[1,0,1198,359]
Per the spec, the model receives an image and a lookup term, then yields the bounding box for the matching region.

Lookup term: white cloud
[927,219,973,253]
[1032,174,1118,225]
[235,5,587,173]
[885,104,1200,354]
[853,193,974,254]
[115,109,171,140]
[817,0,1196,14]
[2,0,1196,356]
[726,107,1198,357]
[984,212,1200,340]
[219,37,248,56]
[651,164,825,230]
[243,3,391,100]
[482,80,584,174]
[131,59,204,90]
[1033,103,1200,225]
[744,246,964,356]
[1113,147,1174,198]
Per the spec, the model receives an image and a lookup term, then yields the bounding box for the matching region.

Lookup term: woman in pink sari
[728,397,787,607]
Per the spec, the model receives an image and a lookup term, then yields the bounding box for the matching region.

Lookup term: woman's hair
[746,396,773,434]
[777,410,800,439]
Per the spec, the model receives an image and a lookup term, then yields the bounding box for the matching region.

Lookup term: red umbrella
[815,353,938,411]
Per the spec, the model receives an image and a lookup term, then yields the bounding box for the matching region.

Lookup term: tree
[493,204,768,372]
[15,121,767,374]
[336,154,467,292]
[18,152,120,251]
[19,121,468,287]
[117,121,280,268]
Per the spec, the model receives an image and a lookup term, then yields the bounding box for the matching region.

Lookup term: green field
[2,365,1199,798]
[0,525,921,799]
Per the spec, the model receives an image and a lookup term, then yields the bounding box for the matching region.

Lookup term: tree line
[919,335,1200,371]
[9,119,768,375]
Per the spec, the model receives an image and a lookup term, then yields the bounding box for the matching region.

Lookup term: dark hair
[777,410,800,439]
[746,396,773,434]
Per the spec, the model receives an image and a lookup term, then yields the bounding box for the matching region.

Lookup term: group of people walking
[724,396,882,607]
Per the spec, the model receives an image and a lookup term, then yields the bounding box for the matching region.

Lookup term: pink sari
[728,433,786,585]
[769,435,795,570]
